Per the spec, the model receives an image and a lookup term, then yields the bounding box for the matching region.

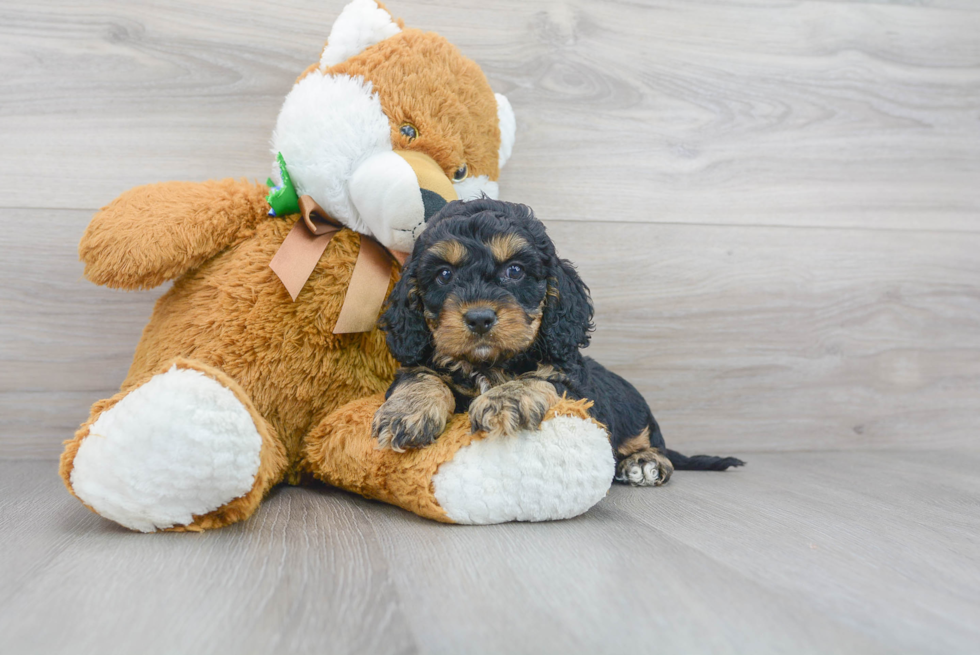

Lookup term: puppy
[373,199,743,486]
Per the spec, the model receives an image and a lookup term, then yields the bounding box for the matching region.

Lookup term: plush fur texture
[432,413,613,524]
[61,358,288,532]
[80,179,271,290]
[377,199,745,482]
[274,1,514,252]
[494,94,516,169]
[319,0,403,69]
[348,150,432,253]
[82,194,398,474]
[60,1,608,531]
[452,174,499,202]
[272,73,394,235]
[323,28,503,183]
[70,365,265,532]
[305,394,610,523]
[62,180,402,531]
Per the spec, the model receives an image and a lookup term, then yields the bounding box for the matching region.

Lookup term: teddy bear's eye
[399,123,418,141]
[453,164,468,181]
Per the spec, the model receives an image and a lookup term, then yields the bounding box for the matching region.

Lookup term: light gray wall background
[1,0,978,458]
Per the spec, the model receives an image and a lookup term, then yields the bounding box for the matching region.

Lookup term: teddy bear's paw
[432,415,615,524]
[70,366,263,532]
[468,379,561,439]
[614,449,674,487]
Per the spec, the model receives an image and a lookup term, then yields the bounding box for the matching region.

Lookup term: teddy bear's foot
[305,394,615,524]
[61,360,287,532]
[432,413,614,524]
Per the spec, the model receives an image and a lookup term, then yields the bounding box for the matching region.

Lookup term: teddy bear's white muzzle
[349,150,457,255]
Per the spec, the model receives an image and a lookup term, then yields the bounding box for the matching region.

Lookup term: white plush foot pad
[432,416,614,524]
[70,366,263,532]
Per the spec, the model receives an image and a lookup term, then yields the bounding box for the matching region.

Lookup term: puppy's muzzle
[464,307,498,335]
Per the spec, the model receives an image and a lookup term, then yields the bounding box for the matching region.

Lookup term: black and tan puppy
[373,199,743,486]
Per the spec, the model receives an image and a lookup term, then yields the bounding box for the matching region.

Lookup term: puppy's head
[380,199,593,368]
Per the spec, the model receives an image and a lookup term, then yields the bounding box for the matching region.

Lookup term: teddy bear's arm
[80,179,271,290]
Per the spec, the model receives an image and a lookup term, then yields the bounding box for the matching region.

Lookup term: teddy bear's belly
[122,224,398,471]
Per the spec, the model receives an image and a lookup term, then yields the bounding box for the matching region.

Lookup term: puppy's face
[381,199,593,370]
[414,225,549,366]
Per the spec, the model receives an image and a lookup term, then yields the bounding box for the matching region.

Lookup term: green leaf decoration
[266,152,301,217]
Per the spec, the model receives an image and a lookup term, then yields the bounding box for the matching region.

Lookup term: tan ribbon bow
[269,196,398,334]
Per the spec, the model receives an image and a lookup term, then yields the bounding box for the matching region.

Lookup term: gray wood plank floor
[2,455,978,654]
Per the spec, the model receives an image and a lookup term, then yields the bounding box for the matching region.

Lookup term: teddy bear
[59,0,614,532]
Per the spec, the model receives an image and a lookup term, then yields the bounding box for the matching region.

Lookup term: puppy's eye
[435,266,454,285]
[452,164,468,181]
[503,263,525,281]
[399,123,418,141]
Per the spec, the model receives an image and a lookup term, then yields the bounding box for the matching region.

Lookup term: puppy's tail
[666,449,745,471]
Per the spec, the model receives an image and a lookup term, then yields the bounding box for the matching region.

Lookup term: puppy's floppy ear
[379,254,432,366]
[536,257,594,363]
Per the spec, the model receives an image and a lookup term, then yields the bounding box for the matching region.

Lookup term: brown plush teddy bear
[59,0,613,532]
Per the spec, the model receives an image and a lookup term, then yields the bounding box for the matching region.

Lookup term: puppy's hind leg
[614,427,674,487]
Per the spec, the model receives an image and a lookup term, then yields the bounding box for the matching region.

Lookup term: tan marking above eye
[487,233,530,263]
[428,240,468,266]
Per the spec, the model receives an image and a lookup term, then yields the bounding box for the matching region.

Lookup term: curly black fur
[378,250,432,367]
[379,198,744,476]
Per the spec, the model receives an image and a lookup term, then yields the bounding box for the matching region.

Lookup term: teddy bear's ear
[496,93,516,169]
[319,0,403,70]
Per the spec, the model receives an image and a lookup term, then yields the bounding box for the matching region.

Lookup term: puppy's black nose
[464,308,497,335]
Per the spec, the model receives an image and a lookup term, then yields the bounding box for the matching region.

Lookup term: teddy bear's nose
[421,189,447,221]
[396,149,457,221]
[464,308,498,335]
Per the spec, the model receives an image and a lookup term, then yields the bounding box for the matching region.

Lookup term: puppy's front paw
[615,449,674,487]
[372,395,448,452]
[469,379,560,439]
[372,375,455,452]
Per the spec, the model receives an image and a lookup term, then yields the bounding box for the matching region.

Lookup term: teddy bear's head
[271,0,515,256]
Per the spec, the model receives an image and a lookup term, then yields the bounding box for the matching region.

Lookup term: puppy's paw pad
[618,461,661,486]
[616,450,673,487]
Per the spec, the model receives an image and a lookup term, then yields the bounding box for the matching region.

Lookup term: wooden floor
[1,0,978,652]
[2,455,979,654]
